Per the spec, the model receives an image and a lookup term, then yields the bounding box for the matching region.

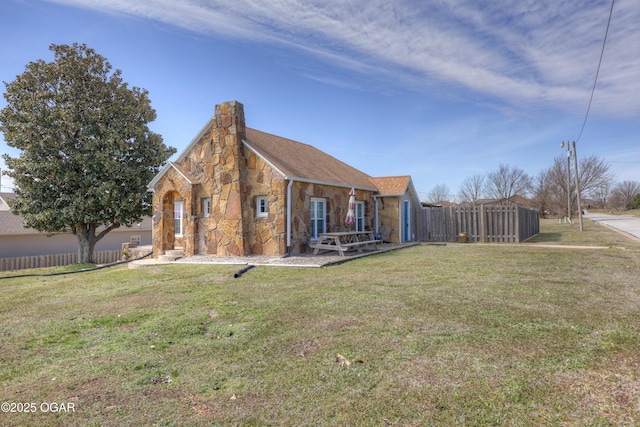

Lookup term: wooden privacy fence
[0,250,121,272]
[420,204,539,243]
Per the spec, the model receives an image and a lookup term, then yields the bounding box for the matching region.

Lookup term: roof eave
[168,162,197,185]
[148,162,172,190]
[288,176,378,192]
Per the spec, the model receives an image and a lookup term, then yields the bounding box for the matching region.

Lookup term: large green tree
[0,43,175,263]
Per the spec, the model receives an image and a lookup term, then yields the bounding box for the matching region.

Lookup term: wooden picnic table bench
[309,231,382,256]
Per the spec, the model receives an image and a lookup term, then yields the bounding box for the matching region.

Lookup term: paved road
[584,212,640,240]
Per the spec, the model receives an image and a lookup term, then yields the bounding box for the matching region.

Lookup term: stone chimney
[210,101,250,256]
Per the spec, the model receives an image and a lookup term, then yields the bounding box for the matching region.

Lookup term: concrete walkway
[585,212,640,241]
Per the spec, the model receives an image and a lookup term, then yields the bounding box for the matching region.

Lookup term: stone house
[148,101,422,258]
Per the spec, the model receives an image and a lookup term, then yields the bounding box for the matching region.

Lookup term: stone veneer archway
[152,166,197,257]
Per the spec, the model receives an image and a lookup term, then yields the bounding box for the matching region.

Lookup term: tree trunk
[75,224,98,264]
[74,222,121,264]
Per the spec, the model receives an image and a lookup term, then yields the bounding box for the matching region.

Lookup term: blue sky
[1,0,638,201]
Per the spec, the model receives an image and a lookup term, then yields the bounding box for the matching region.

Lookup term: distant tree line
[425,156,639,216]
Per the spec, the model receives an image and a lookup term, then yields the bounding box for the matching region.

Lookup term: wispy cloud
[50,0,640,117]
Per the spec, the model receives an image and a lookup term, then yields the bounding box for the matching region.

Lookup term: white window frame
[310,197,326,240]
[174,200,184,237]
[256,196,268,218]
[202,198,210,218]
[355,201,365,232]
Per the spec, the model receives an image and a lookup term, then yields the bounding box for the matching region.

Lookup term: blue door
[403,200,410,242]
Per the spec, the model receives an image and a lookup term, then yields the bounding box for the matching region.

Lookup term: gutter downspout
[286,179,294,256]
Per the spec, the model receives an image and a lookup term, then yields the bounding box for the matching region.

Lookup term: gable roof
[147,108,416,195]
[369,176,412,196]
[148,161,199,189]
[243,128,377,191]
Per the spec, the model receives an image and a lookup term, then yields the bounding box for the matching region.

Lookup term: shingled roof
[369,176,412,196]
[0,211,36,235]
[150,113,417,196]
[244,128,377,191]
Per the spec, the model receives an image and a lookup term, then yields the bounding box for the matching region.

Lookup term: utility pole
[560,142,571,222]
[572,141,584,231]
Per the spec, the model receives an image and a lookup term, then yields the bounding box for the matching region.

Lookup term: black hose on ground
[233,264,256,278]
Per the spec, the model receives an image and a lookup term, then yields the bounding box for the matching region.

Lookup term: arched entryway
[158,189,193,252]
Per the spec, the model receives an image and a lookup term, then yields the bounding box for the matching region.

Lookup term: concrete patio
[128,242,420,269]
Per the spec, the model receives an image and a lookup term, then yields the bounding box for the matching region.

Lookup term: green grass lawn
[1,219,639,426]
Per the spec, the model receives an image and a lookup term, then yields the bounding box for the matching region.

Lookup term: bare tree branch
[485,164,531,204]
[458,174,484,206]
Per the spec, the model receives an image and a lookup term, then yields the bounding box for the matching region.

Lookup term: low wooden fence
[421,204,539,243]
[0,250,121,272]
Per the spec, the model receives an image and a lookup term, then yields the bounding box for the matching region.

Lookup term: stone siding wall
[243,150,287,255]
[375,192,422,243]
[376,196,400,243]
[289,182,375,254]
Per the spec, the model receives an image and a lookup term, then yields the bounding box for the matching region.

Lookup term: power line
[576,0,615,142]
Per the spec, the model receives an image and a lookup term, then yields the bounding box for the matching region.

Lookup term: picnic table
[309,231,382,256]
